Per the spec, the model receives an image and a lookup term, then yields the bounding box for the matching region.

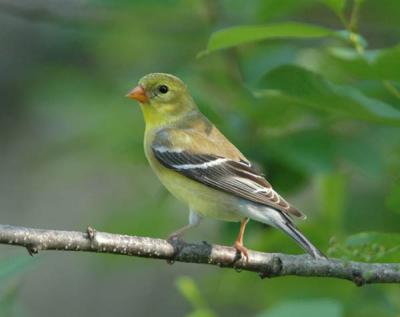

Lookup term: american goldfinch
[127,73,325,260]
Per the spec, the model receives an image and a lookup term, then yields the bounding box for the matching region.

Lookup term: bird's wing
[152,127,305,219]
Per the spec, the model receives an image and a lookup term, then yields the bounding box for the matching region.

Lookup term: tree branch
[0,224,399,285]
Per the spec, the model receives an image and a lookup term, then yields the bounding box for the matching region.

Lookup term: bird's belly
[157,169,242,222]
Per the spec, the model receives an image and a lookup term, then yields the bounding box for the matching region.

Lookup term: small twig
[0,224,399,285]
[383,80,400,100]
[349,0,362,33]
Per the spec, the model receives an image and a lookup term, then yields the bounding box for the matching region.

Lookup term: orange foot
[234,241,249,263]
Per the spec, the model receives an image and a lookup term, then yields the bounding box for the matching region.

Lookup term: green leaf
[266,127,386,178]
[257,299,343,317]
[328,45,400,81]
[255,65,400,125]
[266,130,338,173]
[201,23,335,54]
[373,45,400,82]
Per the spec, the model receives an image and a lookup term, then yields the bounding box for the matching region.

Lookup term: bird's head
[127,73,197,126]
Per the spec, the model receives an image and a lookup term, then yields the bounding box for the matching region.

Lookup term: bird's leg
[233,217,249,262]
[167,209,202,241]
[167,209,202,265]
[167,224,194,241]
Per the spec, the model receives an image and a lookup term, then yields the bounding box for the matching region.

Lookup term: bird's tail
[274,220,326,260]
[241,204,326,259]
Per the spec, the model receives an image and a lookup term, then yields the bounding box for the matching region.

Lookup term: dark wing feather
[152,147,305,218]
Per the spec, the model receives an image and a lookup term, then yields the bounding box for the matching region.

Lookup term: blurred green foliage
[0,0,399,316]
[176,276,217,317]
[256,298,343,317]
[0,257,34,317]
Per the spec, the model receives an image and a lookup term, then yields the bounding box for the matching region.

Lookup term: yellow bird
[127,73,325,260]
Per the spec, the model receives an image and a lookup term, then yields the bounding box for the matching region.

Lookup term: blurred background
[1,0,400,316]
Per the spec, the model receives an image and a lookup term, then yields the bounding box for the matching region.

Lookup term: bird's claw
[167,234,181,243]
[233,241,249,263]
[166,235,185,265]
[202,240,211,247]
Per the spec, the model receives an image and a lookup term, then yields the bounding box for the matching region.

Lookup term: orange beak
[126,85,149,103]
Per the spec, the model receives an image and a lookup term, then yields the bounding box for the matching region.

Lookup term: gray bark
[0,224,399,285]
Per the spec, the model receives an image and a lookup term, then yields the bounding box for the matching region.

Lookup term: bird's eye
[158,85,169,94]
